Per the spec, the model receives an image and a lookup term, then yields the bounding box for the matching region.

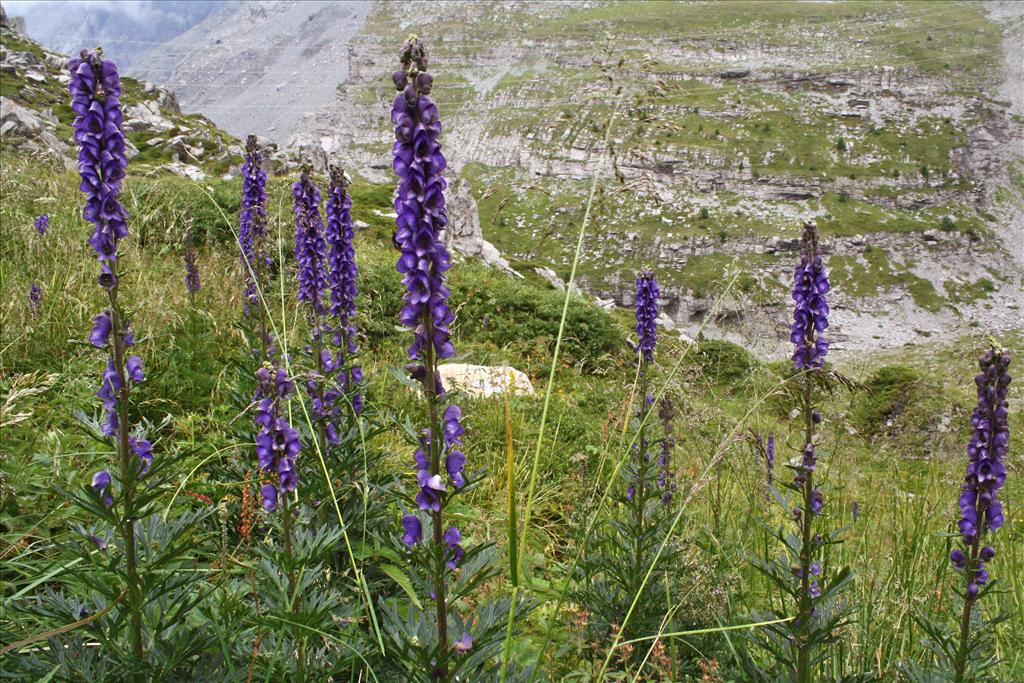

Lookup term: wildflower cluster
[293,165,330,325]
[324,164,363,415]
[240,134,269,314]
[254,365,300,512]
[790,221,829,370]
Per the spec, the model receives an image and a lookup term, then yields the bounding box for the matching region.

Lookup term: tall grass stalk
[596,370,803,679]
[497,93,619,683]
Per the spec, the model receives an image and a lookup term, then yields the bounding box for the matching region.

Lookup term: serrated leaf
[380,563,421,610]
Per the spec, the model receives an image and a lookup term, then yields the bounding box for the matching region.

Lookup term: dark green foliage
[452,266,624,373]
[850,365,953,457]
[694,339,758,385]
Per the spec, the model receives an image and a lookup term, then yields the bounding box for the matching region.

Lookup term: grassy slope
[1,156,1022,676]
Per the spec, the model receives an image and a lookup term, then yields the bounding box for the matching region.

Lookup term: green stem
[423,317,449,682]
[633,368,649,596]
[796,370,814,683]
[281,489,305,683]
[108,287,144,672]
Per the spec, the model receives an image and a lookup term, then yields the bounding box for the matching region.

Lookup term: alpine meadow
[1,1,1023,681]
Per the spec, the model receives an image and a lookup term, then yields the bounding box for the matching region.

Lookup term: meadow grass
[1,156,1022,679]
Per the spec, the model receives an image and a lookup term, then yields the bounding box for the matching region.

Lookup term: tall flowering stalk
[628,270,659,542]
[744,222,851,681]
[240,135,269,316]
[788,221,838,681]
[392,35,469,679]
[324,164,363,422]
[293,165,339,454]
[69,47,145,664]
[951,345,1011,681]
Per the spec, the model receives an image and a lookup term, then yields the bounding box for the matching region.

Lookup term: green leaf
[380,563,422,610]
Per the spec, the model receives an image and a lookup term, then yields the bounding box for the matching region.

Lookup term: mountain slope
[1,12,242,178]
[130,0,371,142]
[289,0,1023,355]
[3,0,222,66]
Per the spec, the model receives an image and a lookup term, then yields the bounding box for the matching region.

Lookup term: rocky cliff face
[291,1,1023,354]
[11,0,1020,354]
[1,16,242,179]
[130,1,371,144]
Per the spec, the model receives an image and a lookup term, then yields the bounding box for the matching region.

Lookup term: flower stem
[423,317,449,682]
[280,490,305,682]
[796,370,814,683]
[108,287,143,669]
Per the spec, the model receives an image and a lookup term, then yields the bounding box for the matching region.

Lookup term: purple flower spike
[69,49,129,278]
[323,164,363,416]
[634,270,659,364]
[293,166,329,321]
[790,221,830,371]
[953,346,1010,577]
[35,214,49,236]
[254,365,301,512]
[392,47,454,363]
[240,135,269,314]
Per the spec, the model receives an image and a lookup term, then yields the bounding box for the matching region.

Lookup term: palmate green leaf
[380,562,422,610]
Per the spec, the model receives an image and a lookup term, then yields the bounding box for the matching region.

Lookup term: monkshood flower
[444,526,464,570]
[402,514,423,546]
[393,37,470,675]
[35,214,49,236]
[254,365,301,512]
[130,437,153,475]
[293,165,329,323]
[766,433,776,486]
[324,164,363,414]
[392,41,455,364]
[635,270,659,364]
[68,48,129,282]
[454,632,473,654]
[184,236,201,296]
[953,347,1011,595]
[240,135,268,314]
[28,283,42,315]
[790,221,830,370]
[92,470,113,507]
[657,395,676,504]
